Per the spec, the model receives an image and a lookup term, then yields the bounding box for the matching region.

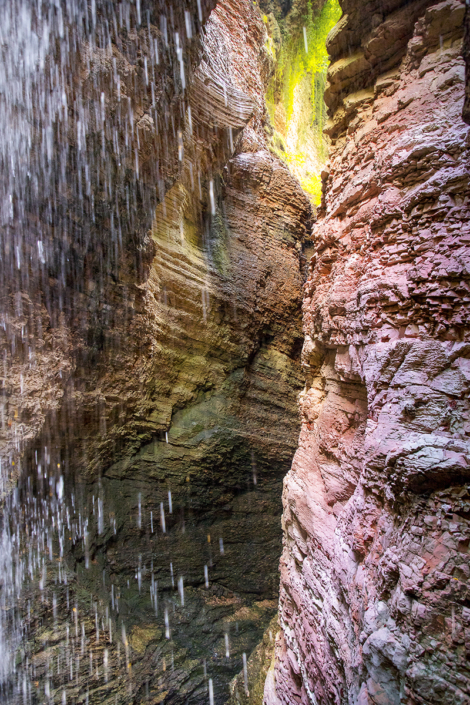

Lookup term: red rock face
[270,1,470,703]
[463,2,470,123]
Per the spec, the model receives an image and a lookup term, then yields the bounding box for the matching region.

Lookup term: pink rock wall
[270,1,470,703]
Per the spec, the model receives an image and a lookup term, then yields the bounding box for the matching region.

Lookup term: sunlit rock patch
[261,0,341,205]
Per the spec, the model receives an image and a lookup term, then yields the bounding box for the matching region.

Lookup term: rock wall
[0,0,219,478]
[463,0,470,124]
[2,1,314,703]
[3,0,309,503]
[271,1,470,703]
[48,0,310,609]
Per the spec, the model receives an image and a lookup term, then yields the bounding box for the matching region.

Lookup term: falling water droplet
[185,10,192,39]
[164,606,170,639]
[209,678,214,705]
[178,576,184,606]
[57,475,64,502]
[209,180,216,215]
[243,652,249,696]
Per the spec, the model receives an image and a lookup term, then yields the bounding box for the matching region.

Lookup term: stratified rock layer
[271,1,470,703]
[0,0,219,476]
[5,1,312,703]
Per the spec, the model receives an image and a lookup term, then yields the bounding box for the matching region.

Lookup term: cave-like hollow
[1,1,469,704]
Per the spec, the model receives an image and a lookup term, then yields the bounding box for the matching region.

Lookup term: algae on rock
[261,0,341,204]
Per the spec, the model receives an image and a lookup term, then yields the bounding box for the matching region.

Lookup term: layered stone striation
[7,1,313,702]
[0,0,219,477]
[271,1,470,703]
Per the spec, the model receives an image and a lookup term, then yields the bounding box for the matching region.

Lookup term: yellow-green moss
[265,0,341,205]
[280,0,341,125]
[300,172,322,202]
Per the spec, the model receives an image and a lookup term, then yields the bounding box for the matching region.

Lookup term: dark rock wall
[270,1,470,704]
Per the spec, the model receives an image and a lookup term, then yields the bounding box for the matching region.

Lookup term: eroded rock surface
[0,0,219,475]
[271,1,470,703]
[2,1,312,703]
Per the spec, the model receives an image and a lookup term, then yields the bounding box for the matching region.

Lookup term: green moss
[265,34,277,60]
[265,0,341,205]
[280,0,341,125]
[299,171,322,202]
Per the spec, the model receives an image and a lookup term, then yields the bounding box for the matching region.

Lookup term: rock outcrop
[1,1,313,703]
[271,1,470,703]
[0,0,219,476]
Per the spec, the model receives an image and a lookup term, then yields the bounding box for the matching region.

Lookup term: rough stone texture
[0,0,219,473]
[463,0,470,124]
[4,1,312,703]
[2,0,309,485]
[0,295,72,497]
[228,614,280,705]
[271,1,470,703]
[50,0,310,610]
[60,0,309,480]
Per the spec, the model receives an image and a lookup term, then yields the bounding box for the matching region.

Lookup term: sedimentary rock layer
[271,1,470,703]
[0,0,219,473]
[463,1,470,124]
[6,1,313,702]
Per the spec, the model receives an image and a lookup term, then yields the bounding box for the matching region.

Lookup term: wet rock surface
[0,0,311,703]
[271,1,470,703]
[19,567,278,704]
[0,0,219,470]
[228,614,280,705]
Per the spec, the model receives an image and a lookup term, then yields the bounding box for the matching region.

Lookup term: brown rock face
[1,1,313,703]
[272,1,470,703]
[0,0,219,473]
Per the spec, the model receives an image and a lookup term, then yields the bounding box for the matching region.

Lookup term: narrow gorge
[0,1,469,704]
